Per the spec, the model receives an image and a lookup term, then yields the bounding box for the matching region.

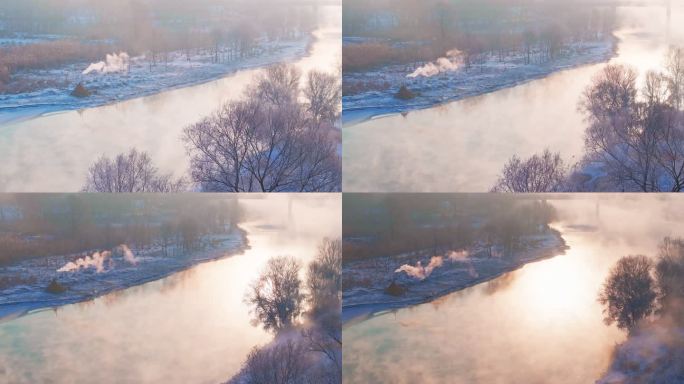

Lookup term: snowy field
[0,228,247,321]
[342,37,616,125]
[0,36,310,124]
[342,229,568,324]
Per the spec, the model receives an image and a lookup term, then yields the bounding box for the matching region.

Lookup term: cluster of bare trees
[599,237,684,333]
[235,238,342,384]
[581,50,684,192]
[82,148,186,193]
[184,64,341,192]
[491,49,684,193]
[491,149,568,193]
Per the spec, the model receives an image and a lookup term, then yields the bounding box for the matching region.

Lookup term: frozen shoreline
[342,36,617,126]
[0,35,312,125]
[342,229,568,326]
[0,227,249,322]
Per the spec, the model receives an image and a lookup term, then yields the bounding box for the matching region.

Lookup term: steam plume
[395,256,444,280]
[119,244,138,265]
[447,250,469,261]
[57,251,112,273]
[83,52,130,75]
[395,250,470,280]
[407,49,463,78]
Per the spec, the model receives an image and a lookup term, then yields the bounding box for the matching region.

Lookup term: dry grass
[342,42,440,72]
[0,40,113,93]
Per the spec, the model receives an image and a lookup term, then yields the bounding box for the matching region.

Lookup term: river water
[0,6,341,192]
[343,6,681,192]
[342,195,684,384]
[0,195,341,384]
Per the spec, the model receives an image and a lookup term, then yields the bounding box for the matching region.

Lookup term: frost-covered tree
[245,256,304,332]
[581,61,684,192]
[491,149,568,192]
[304,70,341,125]
[184,64,341,192]
[238,339,309,384]
[307,238,342,315]
[83,148,186,192]
[598,255,657,332]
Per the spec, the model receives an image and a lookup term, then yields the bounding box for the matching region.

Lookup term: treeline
[342,194,556,263]
[0,0,316,92]
[343,0,616,72]
[0,0,314,43]
[0,194,242,266]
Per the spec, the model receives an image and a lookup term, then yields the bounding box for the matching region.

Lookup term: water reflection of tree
[483,272,517,296]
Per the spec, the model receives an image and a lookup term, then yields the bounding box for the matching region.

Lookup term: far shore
[342,229,568,326]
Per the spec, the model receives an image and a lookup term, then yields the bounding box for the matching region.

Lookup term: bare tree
[581,63,684,191]
[184,70,341,192]
[183,100,261,192]
[304,71,341,126]
[307,238,342,315]
[83,148,186,192]
[491,149,568,192]
[252,63,301,106]
[238,339,310,384]
[582,64,659,191]
[666,47,684,109]
[655,237,684,315]
[245,256,304,332]
[598,255,657,332]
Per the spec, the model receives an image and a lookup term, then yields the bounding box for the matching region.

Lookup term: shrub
[45,279,67,294]
[395,85,416,100]
[71,82,91,98]
[384,281,407,296]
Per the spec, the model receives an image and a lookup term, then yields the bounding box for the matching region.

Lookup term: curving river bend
[0,6,340,192]
[342,195,684,384]
[0,195,341,384]
[343,6,681,192]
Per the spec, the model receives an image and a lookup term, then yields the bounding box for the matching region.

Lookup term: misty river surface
[0,196,341,384]
[0,6,340,192]
[343,6,681,192]
[342,195,684,384]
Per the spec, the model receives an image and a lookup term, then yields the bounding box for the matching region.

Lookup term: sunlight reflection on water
[342,195,684,384]
[0,195,341,384]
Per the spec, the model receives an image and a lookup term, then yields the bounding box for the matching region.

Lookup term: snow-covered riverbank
[342,37,616,125]
[342,229,568,325]
[0,227,248,321]
[0,36,311,125]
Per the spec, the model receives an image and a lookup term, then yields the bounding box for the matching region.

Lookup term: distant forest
[0,0,316,92]
[343,0,616,72]
[343,194,558,262]
[0,194,243,266]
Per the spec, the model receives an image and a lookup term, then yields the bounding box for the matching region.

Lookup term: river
[0,5,341,192]
[342,195,684,384]
[343,5,681,192]
[0,195,341,384]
